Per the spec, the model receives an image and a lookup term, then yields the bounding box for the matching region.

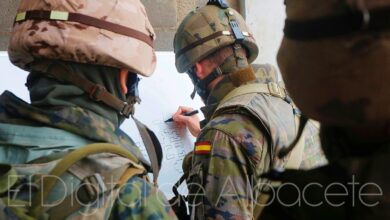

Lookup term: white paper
[121,52,204,196]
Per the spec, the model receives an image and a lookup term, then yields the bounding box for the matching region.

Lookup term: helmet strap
[207,0,229,9]
[191,66,223,101]
[31,60,138,118]
[200,66,223,88]
[189,44,251,101]
[232,43,249,69]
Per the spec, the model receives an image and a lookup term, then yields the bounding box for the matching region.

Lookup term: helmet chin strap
[189,44,248,101]
[190,66,223,101]
[188,66,223,101]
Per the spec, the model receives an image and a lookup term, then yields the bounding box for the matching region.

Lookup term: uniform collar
[200,74,241,123]
[0,91,148,165]
[200,64,280,124]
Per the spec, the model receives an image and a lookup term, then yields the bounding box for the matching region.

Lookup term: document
[121,52,204,195]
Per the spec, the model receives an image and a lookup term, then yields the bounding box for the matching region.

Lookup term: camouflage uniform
[0,90,177,220]
[172,2,326,219]
[185,64,326,219]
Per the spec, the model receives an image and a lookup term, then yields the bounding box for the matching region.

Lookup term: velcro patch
[194,141,212,155]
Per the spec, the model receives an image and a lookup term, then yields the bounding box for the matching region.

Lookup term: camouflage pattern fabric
[188,113,270,219]
[0,91,177,220]
[0,91,146,164]
[299,120,327,169]
[184,64,326,219]
[252,64,327,170]
[111,177,177,220]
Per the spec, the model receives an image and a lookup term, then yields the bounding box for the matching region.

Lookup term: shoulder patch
[194,141,212,155]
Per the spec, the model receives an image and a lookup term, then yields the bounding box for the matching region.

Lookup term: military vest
[212,77,299,165]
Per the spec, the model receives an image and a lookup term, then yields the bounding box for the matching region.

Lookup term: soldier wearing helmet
[0,0,177,219]
[259,0,390,219]
[170,1,326,219]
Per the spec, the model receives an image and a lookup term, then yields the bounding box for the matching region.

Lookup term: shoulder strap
[213,82,287,120]
[284,116,305,169]
[132,117,163,185]
[0,165,17,194]
[218,82,287,108]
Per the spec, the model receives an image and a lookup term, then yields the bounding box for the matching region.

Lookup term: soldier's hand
[173,106,201,137]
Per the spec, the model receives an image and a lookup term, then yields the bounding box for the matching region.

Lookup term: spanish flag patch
[194,141,212,155]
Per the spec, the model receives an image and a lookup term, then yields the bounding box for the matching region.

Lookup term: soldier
[259,0,390,219]
[170,1,327,219]
[0,0,177,219]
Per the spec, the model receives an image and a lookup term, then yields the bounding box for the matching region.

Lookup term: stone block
[154,29,176,51]
[141,0,177,28]
[0,0,20,50]
[178,0,195,24]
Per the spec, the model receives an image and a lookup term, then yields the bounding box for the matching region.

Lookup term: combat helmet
[278,0,390,128]
[174,0,258,73]
[8,0,156,76]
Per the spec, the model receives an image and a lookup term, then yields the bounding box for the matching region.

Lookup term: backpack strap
[30,143,145,219]
[284,116,306,169]
[48,166,144,220]
[0,164,17,194]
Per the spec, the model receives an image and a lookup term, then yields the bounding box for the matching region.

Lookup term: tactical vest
[212,79,302,168]
[0,125,145,220]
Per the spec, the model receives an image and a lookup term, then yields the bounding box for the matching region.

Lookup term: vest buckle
[267,82,284,98]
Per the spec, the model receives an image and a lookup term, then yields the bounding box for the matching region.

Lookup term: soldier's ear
[195,62,204,79]
[119,68,129,94]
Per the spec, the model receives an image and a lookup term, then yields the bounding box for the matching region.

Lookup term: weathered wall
[0,0,19,51]
[0,0,242,51]
[245,0,286,67]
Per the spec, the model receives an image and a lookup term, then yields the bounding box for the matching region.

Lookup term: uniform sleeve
[188,127,270,220]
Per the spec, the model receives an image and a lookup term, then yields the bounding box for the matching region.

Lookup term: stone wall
[0,0,19,51]
[245,0,285,67]
[0,0,242,51]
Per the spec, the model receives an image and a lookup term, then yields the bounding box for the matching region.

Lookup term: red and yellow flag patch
[194,141,212,155]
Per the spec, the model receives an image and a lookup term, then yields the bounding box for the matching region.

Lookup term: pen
[165,110,199,123]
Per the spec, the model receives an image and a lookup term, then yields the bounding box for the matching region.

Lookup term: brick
[141,0,177,28]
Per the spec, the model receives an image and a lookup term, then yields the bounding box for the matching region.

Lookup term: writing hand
[172,106,201,137]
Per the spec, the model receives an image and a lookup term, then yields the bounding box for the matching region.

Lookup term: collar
[200,64,281,123]
[201,76,236,122]
[201,66,256,122]
[0,91,148,165]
